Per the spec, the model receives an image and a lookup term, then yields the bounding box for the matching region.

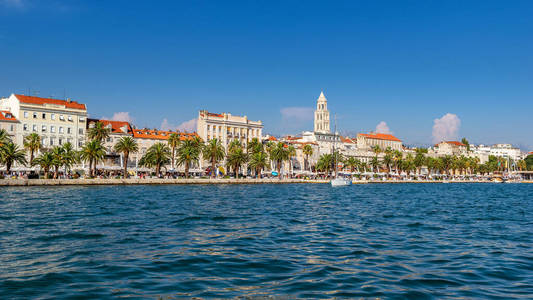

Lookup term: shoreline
[0,178,531,186]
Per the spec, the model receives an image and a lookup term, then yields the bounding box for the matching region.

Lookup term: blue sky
[1,0,532,150]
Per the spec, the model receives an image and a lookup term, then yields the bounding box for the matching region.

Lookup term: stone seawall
[0,179,529,186]
[0,178,320,186]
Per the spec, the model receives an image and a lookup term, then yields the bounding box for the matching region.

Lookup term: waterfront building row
[1,91,529,175]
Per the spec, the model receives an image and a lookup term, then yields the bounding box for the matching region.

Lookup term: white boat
[330,114,352,187]
[331,177,352,186]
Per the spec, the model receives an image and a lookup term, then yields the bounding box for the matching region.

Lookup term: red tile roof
[88,119,132,134]
[133,129,198,141]
[284,136,301,141]
[0,110,18,122]
[268,136,277,141]
[15,94,86,110]
[200,111,224,118]
[436,141,466,147]
[358,133,401,142]
[340,136,356,143]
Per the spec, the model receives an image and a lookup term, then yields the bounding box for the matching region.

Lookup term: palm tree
[168,133,181,169]
[228,140,242,152]
[202,138,225,178]
[316,153,334,177]
[302,144,313,171]
[114,136,139,178]
[80,140,106,177]
[287,145,296,176]
[140,142,171,177]
[372,145,382,158]
[425,156,435,177]
[383,153,393,177]
[403,154,415,176]
[248,151,269,177]
[393,150,403,174]
[0,129,10,147]
[414,152,425,176]
[441,155,453,176]
[0,142,27,173]
[226,146,248,178]
[344,157,359,174]
[370,156,380,173]
[50,146,65,179]
[88,122,110,142]
[33,151,54,178]
[247,137,263,154]
[23,133,42,166]
[360,161,368,173]
[269,142,289,179]
[62,142,78,173]
[176,139,200,178]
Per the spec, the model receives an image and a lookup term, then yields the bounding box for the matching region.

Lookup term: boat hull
[331,178,352,187]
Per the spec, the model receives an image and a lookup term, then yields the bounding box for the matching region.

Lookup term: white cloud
[432,113,461,144]
[280,107,314,121]
[160,118,173,131]
[177,119,197,132]
[160,118,197,133]
[375,121,392,134]
[111,112,133,123]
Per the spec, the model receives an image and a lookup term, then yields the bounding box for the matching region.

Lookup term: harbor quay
[3,178,533,187]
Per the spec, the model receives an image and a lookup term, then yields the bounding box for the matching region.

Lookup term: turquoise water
[1,184,532,298]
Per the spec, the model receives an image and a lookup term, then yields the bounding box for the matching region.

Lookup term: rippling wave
[1,184,532,298]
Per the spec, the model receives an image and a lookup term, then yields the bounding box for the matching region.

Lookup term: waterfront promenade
[2,178,531,186]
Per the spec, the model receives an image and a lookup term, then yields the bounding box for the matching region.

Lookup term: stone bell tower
[314,91,330,133]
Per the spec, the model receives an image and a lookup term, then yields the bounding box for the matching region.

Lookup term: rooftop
[340,136,356,144]
[358,132,401,142]
[0,110,18,122]
[14,94,86,110]
[88,119,132,134]
[436,141,466,147]
[132,129,198,141]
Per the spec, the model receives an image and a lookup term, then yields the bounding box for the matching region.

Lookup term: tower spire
[314,91,330,134]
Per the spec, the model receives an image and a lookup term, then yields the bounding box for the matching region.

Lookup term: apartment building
[0,94,88,150]
[197,110,263,150]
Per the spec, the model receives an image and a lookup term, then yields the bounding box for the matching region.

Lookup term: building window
[51,114,56,120]
[59,115,65,121]
[58,138,63,145]
[106,137,111,142]
[79,117,85,122]
[59,127,64,134]
[68,115,73,121]
[9,124,14,132]
[42,113,46,119]
[51,126,55,133]
[79,128,83,135]
[32,125,37,132]
[41,138,47,146]
[78,141,83,147]
[33,112,37,119]
[24,111,28,118]
[50,138,54,146]
[67,127,72,134]
[23,124,28,131]
[42,125,47,132]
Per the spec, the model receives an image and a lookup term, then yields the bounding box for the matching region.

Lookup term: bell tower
[314,91,330,133]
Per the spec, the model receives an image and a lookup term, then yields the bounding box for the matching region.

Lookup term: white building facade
[0,94,88,150]
[197,110,263,150]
